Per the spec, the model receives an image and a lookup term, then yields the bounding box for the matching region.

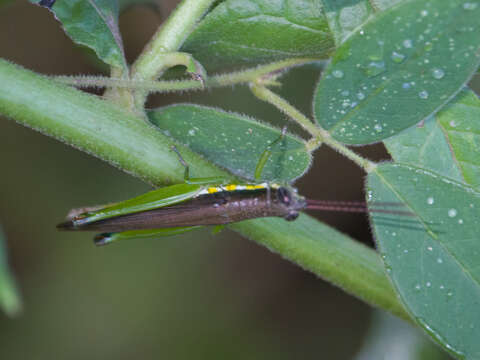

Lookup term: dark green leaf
[385,88,480,186]
[181,0,334,72]
[30,0,127,70]
[0,227,22,317]
[314,0,480,145]
[322,0,404,44]
[368,163,480,358]
[148,104,311,182]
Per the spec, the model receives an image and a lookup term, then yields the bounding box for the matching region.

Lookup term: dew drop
[427,197,434,205]
[364,61,386,77]
[463,2,478,10]
[356,92,365,100]
[402,82,412,90]
[426,282,432,287]
[458,219,464,224]
[432,68,445,79]
[403,39,413,48]
[374,124,383,132]
[449,120,457,127]
[420,9,429,16]
[427,246,433,251]
[424,41,433,51]
[332,70,344,78]
[415,284,421,290]
[367,190,373,201]
[437,258,443,264]
[391,51,406,63]
[448,208,458,218]
[418,90,429,99]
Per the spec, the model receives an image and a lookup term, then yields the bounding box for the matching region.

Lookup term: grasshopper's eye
[277,187,291,206]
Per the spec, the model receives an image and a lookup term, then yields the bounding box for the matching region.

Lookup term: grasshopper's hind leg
[254,127,287,181]
[94,226,202,246]
[170,146,226,185]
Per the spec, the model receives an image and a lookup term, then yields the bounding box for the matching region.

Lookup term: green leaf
[148,104,311,182]
[385,88,480,186]
[314,0,480,145]
[0,227,22,317]
[181,0,335,72]
[322,0,404,44]
[436,89,480,189]
[368,163,480,358]
[30,0,127,71]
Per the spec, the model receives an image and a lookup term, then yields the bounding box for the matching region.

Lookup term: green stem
[55,58,320,93]
[0,59,410,322]
[231,215,411,322]
[250,83,321,139]
[131,0,215,81]
[102,66,135,111]
[250,84,376,172]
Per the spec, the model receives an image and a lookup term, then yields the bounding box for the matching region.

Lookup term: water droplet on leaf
[391,51,406,63]
[364,61,386,77]
[463,2,478,10]
[418,90,429,99]
[332,70,344,78]
[432,68,445,79]
[403,39,413,48]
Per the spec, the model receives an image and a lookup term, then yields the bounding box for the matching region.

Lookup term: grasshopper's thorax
[197,182,306,221]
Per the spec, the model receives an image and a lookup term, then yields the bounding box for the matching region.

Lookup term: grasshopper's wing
[93,226,202,246]
[59,183,204,229]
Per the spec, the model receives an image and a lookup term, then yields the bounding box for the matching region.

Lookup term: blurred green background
[0,1,454,359]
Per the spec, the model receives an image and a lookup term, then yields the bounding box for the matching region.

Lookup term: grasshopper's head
[275,185,307,221]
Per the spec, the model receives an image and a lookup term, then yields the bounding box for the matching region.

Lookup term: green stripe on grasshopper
[60,183,204,228]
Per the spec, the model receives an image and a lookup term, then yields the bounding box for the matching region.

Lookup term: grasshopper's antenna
[306,199,414,216]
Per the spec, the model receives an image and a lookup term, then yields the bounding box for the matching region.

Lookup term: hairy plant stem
[249,84,376,173]
[55,58,320,93]
[130,0,216,109]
